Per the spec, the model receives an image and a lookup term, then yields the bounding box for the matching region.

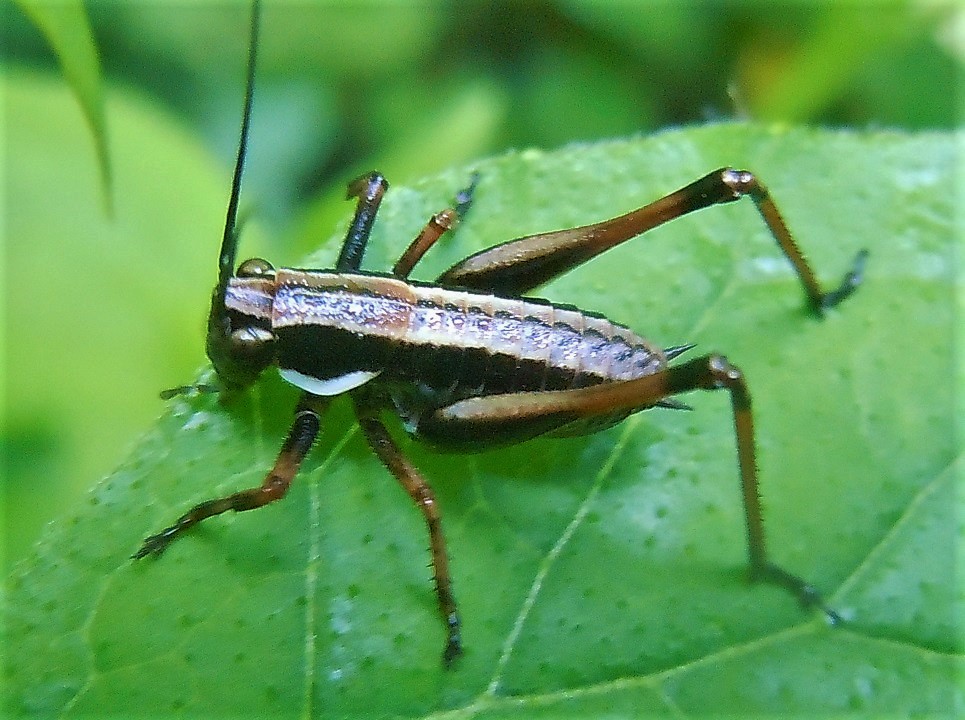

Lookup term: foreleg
[133,394,328,558]
[335,172,388,272]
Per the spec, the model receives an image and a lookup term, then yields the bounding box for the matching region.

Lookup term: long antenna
[163,0,263,399]
[215,0,261,300]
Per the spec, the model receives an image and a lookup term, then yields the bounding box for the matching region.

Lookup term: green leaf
[15,0,112,211]
[4,126,958,718]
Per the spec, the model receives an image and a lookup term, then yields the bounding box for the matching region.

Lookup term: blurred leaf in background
[1,0,959,580]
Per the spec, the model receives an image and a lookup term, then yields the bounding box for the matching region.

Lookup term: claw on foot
[751,561,843,625]
[131,527,179,560]
[816,248,869,313]
[442,612,462,668]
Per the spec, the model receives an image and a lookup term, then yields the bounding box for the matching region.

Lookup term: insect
[134,2,867,667]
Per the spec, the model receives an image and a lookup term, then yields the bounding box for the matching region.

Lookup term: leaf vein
[482,415,642,697]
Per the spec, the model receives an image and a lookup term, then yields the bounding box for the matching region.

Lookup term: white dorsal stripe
[279,368,381,396]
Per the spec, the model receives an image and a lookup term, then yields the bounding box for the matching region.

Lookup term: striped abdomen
[236,270,666,409]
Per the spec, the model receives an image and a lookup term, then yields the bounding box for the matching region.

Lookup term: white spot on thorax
[279,368,381,396]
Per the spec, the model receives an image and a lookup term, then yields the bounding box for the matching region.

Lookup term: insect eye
[237,257,275,279]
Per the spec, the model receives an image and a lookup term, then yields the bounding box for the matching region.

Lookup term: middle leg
[392,173,480,279]
[353,398,463,666]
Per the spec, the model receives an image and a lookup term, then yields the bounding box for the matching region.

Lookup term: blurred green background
[2,1,960,572]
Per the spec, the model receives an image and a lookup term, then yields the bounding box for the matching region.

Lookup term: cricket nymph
[223,269,676,448]
[135,0,867,668]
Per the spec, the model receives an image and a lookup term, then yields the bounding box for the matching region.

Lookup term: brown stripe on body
[225,277,276,320]
[272,270,414,338]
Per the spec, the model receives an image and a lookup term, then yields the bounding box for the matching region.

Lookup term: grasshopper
[135,2,867,666]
